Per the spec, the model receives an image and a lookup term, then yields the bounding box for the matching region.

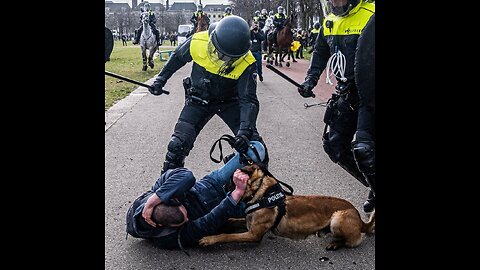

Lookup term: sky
[106,0,231,7]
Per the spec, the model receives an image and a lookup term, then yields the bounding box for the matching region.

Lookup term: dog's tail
[361,209,375,235]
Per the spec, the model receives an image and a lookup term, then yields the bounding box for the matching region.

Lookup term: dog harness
[244,183,288,230]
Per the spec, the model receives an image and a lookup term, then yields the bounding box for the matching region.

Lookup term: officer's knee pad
[352,140,375,175]
[167,136,187,154]
[171,121,197,149]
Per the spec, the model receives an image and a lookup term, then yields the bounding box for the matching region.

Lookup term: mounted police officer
[297,0,375,212]
[148,15,269,174]
[224,6,232,17]
[133,1,160,46]
[269,6,287,44]
[191,4,210,31]
[258,9,268,30]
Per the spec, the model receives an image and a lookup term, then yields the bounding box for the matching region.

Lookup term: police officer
[270,6,287,44]
[252,10,260,24]
[148,15,269,174]
[308,22,321,53]
[224,6,232,17]
[132,1,160,46]
[191,4,210,31]
[258,9,268,30]
[297,0,375,212]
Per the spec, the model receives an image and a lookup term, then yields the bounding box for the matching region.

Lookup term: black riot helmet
[314,22,320,29]
[210,15,251,59]
[326,0,360,17]
[225,7,232,14]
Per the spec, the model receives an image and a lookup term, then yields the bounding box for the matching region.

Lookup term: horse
[195,14,209,33]
[266,14,296,67]
[139,12,159,71]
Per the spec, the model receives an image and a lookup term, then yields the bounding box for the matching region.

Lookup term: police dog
[199,164,375,250]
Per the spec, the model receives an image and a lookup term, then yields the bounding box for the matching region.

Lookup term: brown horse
[266,14,296,67]
[195,14,209,33]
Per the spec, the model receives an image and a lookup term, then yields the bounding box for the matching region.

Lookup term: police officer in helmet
[132,1,160,45]
[224,6,232,17]
[191,4,210,31]
[270,6,287,44]
[297,0,375,213]
[149,15,269,174]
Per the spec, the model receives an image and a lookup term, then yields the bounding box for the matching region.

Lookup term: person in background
[132,1,160,46]
[224,6,232,17]
[308,22,321,53]
[250,21,265,82]
[191,4,210,32]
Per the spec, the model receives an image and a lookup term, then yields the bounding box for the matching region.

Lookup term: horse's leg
[275,47,282,67]
[142,46,147,71]
[267,42,273,64]
[285,50,291,67]
[148,47,156,69]
[275,48,281,67]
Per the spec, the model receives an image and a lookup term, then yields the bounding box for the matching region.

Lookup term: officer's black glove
[233,134,250,154]
[298,81,314,98]
[149,77,166,96]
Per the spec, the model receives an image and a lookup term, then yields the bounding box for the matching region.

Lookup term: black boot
[363,189,375,213]
[132,29,141,44]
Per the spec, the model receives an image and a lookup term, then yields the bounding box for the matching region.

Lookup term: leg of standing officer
[162,102,214,173]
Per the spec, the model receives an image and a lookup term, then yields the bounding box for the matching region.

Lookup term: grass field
[104,40,175,110]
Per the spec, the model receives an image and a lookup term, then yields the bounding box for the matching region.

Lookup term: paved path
[105,58,374,270]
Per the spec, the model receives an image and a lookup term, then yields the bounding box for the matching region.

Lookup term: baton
[304,102,327,109]
[266,64,315,98]
[105,71,170,95]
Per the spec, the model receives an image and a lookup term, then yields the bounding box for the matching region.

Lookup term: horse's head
[283,13,296,29]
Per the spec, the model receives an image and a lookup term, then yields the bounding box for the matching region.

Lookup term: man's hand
[233,135,250,154]
[233,169,249,191]
[149,77,166,96]
[298,82,314,98]
[230,169,249,202]
[142,194,162,227]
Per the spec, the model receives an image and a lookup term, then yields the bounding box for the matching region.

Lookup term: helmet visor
[326,0,356,16]
[207,38,239,73]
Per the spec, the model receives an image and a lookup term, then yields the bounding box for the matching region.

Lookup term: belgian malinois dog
[199,164,375,250]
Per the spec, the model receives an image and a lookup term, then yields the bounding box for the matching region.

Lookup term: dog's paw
[199,236,215,247]
[326,240,344,251]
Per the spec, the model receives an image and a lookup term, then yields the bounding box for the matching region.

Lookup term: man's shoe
[259,75,263,82]
[132,40,139,45]
[363,190,375,213]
